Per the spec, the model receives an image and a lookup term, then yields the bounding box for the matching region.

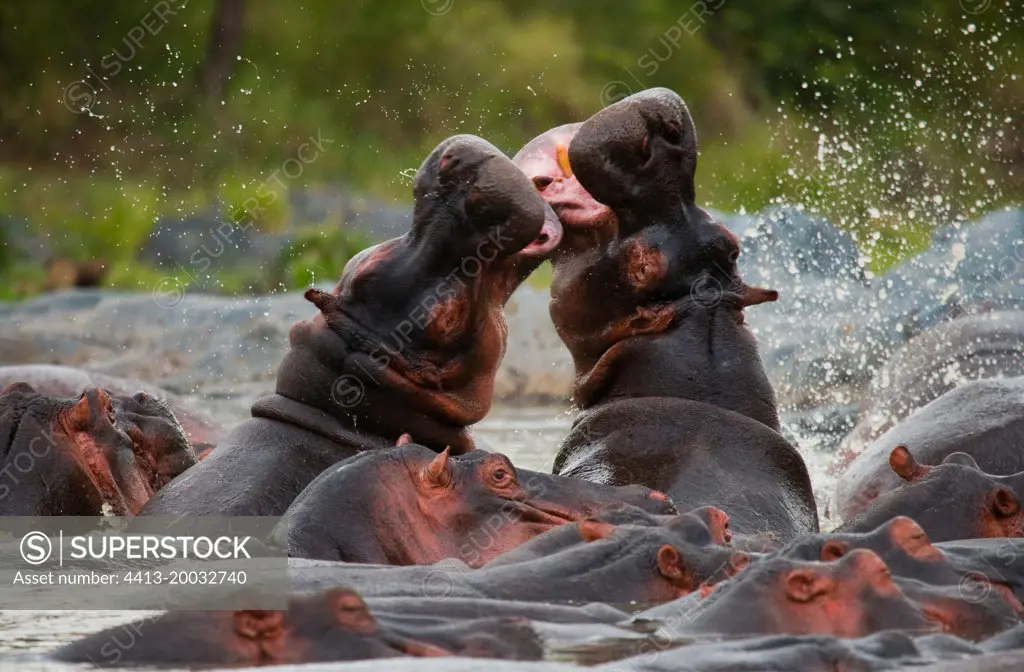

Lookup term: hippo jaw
[514,123,618,236]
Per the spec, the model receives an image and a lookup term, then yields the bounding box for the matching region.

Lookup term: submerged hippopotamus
[684,549,940,639]
[54,587,517,666]
[287,509,747,607]
[836,376,1024,519]
[834,311,1024,467]
[0,364,223,451]
[780,518,1024,638]
[0,383,195,515]
[514,88,817,541]
[141,135,562,516]
[839,446,1024,542]
[272,441,675,566]
[484,503,733,568]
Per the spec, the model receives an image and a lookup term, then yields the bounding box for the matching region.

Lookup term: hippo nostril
[532,175,554,191]
[535,232,550,245]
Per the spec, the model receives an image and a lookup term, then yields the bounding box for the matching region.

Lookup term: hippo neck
[573,301,780,430]
[270,324,476,454]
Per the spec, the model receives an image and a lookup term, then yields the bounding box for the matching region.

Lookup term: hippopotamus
[682,549,940,639]
[781,517,963,586]
[838,447,1024,542]
[0,364,223,451]
[140,135,562,516]
[514,89,817,542]
[835,312,1024,465]
[53,587,480,666]
[483,503,732,568]
[836,376,1024,519]
[287,515,747,607]
[272,442,674,566]
[0,383,195,515]
[779,518,1024,638]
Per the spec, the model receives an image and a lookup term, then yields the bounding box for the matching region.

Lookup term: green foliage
[0,0,1022,300]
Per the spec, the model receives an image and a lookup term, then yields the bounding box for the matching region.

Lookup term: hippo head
[274,441,675,567]
[282,135,561,452]
[567,87,777,308]
[0,383,195,516]
[55,588,449,666]
[576,510,749,601]
[513,123,617,237]
[692,549,938,638]
[841,446,1024,542]
[782,517,959,585]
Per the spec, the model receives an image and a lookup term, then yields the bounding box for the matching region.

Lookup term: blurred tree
[198,0,246,103]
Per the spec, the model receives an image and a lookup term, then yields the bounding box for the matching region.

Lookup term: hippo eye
[532,176,554,191]
[489,466,515,487]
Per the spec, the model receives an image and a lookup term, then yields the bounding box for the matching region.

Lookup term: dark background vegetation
[0,0,1021,299]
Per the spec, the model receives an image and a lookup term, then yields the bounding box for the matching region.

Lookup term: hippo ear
[67,394,92,430]
[943,452,981,470]
[329,588,378,636]
[422,447,452,488]
[396,433,414,446]
[889,446,932,483]
[656,545,694,592]
[820,540,848,562]
[233,610,285,640]
[785,569,830,603]
[738,286,780,308]
[578,519,617,542]
[304,288,343,321]
[990,487,1021,519]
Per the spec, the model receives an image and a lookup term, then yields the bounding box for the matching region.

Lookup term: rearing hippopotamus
[141,135,562,516]
[514,89,818,541]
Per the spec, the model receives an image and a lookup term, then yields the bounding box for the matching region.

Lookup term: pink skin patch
[518,205,564,258]
[515,137,613,230]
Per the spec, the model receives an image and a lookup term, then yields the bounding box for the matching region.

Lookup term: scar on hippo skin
[838,446,1024,542]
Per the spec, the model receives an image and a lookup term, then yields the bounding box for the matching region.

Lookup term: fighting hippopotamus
[272,441,674,566]
[834,311,1024,466]
[141,135,562,516]
[836,376,1024,520]
[514,88,817,541]
[0,383,195,515]
[0,364,223,451]
[839,446,1024,542]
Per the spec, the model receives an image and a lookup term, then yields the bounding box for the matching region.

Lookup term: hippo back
[836,376,1024,520]
[554,397,818,541]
